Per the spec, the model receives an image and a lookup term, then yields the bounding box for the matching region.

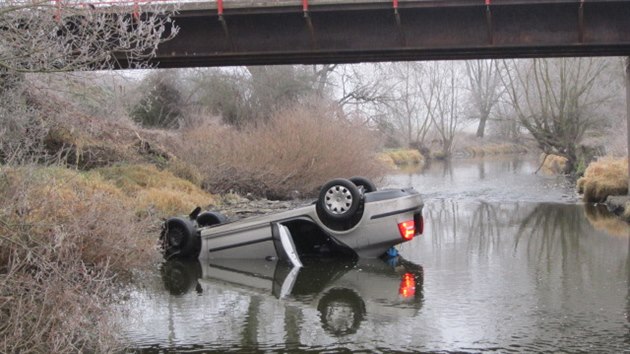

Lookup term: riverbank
[0,162,312,352]
[379,138,529,168]
[0,164,219,352]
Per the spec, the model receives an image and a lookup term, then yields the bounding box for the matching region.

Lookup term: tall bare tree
[421,61,462,157]
[333,64,388,124]
[465,59,504,138]
[501,58,610,173]
[378,62,432,148]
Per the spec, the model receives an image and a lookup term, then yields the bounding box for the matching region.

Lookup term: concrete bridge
[119,0,630,68]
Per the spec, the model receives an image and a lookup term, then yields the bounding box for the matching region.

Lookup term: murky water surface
[123,157,630,353]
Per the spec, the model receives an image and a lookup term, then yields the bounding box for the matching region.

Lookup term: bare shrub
[1,0,177,73]
[174,101,386,199]
[0,80,51,165]
[0,166,156,353]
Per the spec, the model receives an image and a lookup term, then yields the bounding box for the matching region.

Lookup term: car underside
[160,177,424,263]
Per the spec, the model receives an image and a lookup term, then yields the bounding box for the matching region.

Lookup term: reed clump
[379,149,425,166]
[577,157,628,203]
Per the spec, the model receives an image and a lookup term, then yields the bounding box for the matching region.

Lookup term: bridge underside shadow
[116,0,630,68]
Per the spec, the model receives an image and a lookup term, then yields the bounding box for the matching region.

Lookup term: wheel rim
[325,185,353,215]
[167,227,185,248]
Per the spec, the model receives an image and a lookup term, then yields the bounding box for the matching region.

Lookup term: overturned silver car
[160,177,424,263]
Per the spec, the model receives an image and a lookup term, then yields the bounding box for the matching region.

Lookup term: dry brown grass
[165,157,204,187]
[461,143,529,157]
[93,164,216,217]
[539,154,569,175]
[577,156,628,203]
[379,149,425,167]
[173,102,386,199]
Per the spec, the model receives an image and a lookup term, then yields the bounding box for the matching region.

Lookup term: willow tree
[377,62,433,148]
[465,59,504,138]
[420,61,462,158]
[501,58,610,173]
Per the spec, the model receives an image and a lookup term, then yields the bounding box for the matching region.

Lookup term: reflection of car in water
[160,177,424,263]
[161,256,424,336]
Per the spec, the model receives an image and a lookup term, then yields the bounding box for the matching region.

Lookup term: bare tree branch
[0,0,178,73]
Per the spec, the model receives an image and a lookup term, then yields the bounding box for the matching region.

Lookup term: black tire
[196,211,228,228]
[160,217,199,259]
[317,288,366,336]
[349,176,377,193]
[316,178,361,222]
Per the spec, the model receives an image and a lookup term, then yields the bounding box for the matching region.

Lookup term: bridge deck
[113,0,630,68]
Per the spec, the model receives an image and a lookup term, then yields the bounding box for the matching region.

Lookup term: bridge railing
[4,0,519,21]
[5,0,508,15]
[28,0,498,13]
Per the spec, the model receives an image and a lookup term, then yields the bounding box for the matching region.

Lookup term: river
[122,156,630,353]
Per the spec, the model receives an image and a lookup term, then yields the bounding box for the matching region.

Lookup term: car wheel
[161,217,199,259]
[349,176,377,193]
[197,211,228,228]
[317,288,366,336]
[317,178,361,222]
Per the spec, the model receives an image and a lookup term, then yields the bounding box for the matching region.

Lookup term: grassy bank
[577,157,628,203]
[451,133,530,158]
[0,164,215,352]
[379,135,530,169]
[457,142,529,158]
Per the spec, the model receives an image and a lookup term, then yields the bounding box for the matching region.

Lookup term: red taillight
[398,220,415,240]
[399,272,416,298]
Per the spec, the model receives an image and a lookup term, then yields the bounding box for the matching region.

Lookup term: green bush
[131,72,183,129]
